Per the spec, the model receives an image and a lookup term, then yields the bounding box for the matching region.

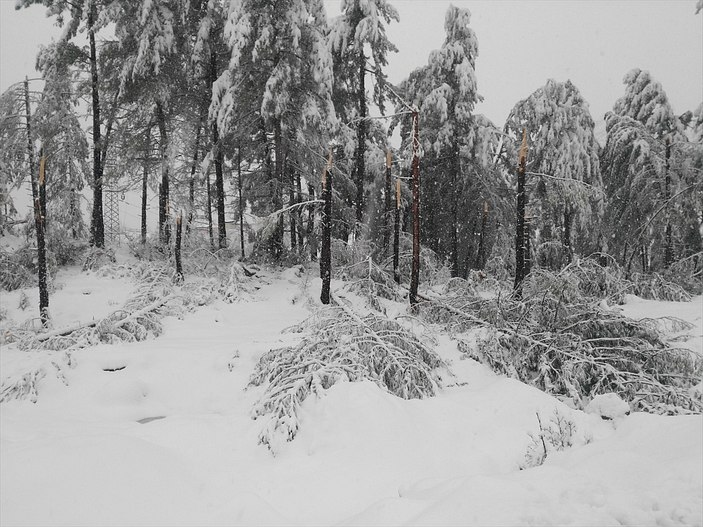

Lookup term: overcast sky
[1,0,701,127]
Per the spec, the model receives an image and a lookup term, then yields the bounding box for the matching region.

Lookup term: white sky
[1,0,701,127]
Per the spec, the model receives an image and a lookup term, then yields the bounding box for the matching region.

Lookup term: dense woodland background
[0,0,701,316]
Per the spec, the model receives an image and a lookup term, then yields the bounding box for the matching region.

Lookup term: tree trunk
[410,110,421,306]
[238,146,245,259]
[320,153,333,305]
[664,137,673,267]
[393,177,401,284]
[308,184,317,261]
[476,201,489,269]
[206,170,214,249]
[36,152,49,327]
[450,142,460,277]
[514,129,529,297]
[384,150,392,256]
[23,78,38,216]
[141,125,151,244]
[212,121,226,249]
[354,49,367,230]
[186,120,202,236]
[155,101,170,245]
[289,161,297,254]
[563,203,573,264]
[175,214,183,282]
[272,120,284,258]
[88,2,104,248]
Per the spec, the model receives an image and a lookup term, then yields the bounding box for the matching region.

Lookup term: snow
[586,393,631,420]
[1,262,702,526]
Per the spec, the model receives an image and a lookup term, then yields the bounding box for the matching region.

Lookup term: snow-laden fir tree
[394,5,502,277]
[601,70,699,272]
[329,0,399,233]
[213,0,337,260]
[504,79,603,269]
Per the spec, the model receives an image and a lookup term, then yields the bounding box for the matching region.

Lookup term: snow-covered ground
[1,259,701,526]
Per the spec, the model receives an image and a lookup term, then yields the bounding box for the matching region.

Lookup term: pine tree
[504,79,603,269]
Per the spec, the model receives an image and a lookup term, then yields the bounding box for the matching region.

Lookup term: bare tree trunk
[664,137,673,268]
[238,146,245,259]
[393,177,401,284]
[514,129,529,297]
[155,101,170,245]
[308,184,317,261]
[476,201,489,269]
[272,120,284,258]
[141,125,151,244]
[295,171,304,253]
[450,142,460,277]
[410,110,421,306]
[320,153,333,305]
[289,161,297,254]
[186,120,202,236]
[563,203,573,264]
[88,2,104,248]
[384,150,392,256]
[175,214,183,283]
[23,78,38,215]
[36,152,49,327]
[206,170,214,249]
[354,50,367,230]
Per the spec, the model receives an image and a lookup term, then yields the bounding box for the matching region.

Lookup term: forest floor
[0,250,701,526]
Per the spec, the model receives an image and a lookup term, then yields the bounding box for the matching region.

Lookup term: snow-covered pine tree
[601,70,698,272]
[214,0,337,261]
[329,0,398,231]
[504,79,603,269]
[393,5,501,278]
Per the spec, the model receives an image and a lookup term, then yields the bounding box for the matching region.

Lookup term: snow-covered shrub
[663,252,702,295]
[249,301,444,453]
[0,248,34,291]
[419,272,702,415]
[82,246,116,271]
[520,410,577,470]
[630,272,692,302]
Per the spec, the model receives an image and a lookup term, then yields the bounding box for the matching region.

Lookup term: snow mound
[586,393,631,420]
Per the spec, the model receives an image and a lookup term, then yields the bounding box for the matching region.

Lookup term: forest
[0,1,702,524]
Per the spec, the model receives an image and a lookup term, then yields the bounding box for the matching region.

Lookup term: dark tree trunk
[410,111,421,306]
[186,120,202,236]
[563,203,573,264]
[384,150,392,256]
[514,129,528,297]
[175,214,183,282]
[271,120,284,258]
[289,161,297,254]
[664,137,673,267]
[295,171,304,253]
[206,170,214,249]
[155,101,170,245]
[23,78,38,215]
[36,153,49,327]
[476,201,489,269]
[141,125,151,244]
[308,184,317,261]
[450,143,460,277]
[354,50,367,229]
[212,122,226,249]
[393,177,401,284]
[238,146,245,259]
[88,3,104,248]
[320,153,332,305]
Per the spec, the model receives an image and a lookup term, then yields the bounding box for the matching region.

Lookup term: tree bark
[155,101,170,245]
[384,150,392,256]
[450,142,460,277]
[175,214,183,282]
[320,153,333,305]
[271,120,284,258]
[141,125,151,244]
[410,110,421,306]
[354,49,367,229]
[393,177,401,284]
[238,146,245,259]
[476,201,489,269]
[37,153,49,327]
[289,161,297,253]
[88,2,104,248]
[514,129,528,297]
[206,169,214,249]
[308,184,317,261]
[563,203,573,264]
[186,120,202,236]
[664,136,673,267]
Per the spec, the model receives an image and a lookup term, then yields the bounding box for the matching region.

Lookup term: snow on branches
[249,295,444,453]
